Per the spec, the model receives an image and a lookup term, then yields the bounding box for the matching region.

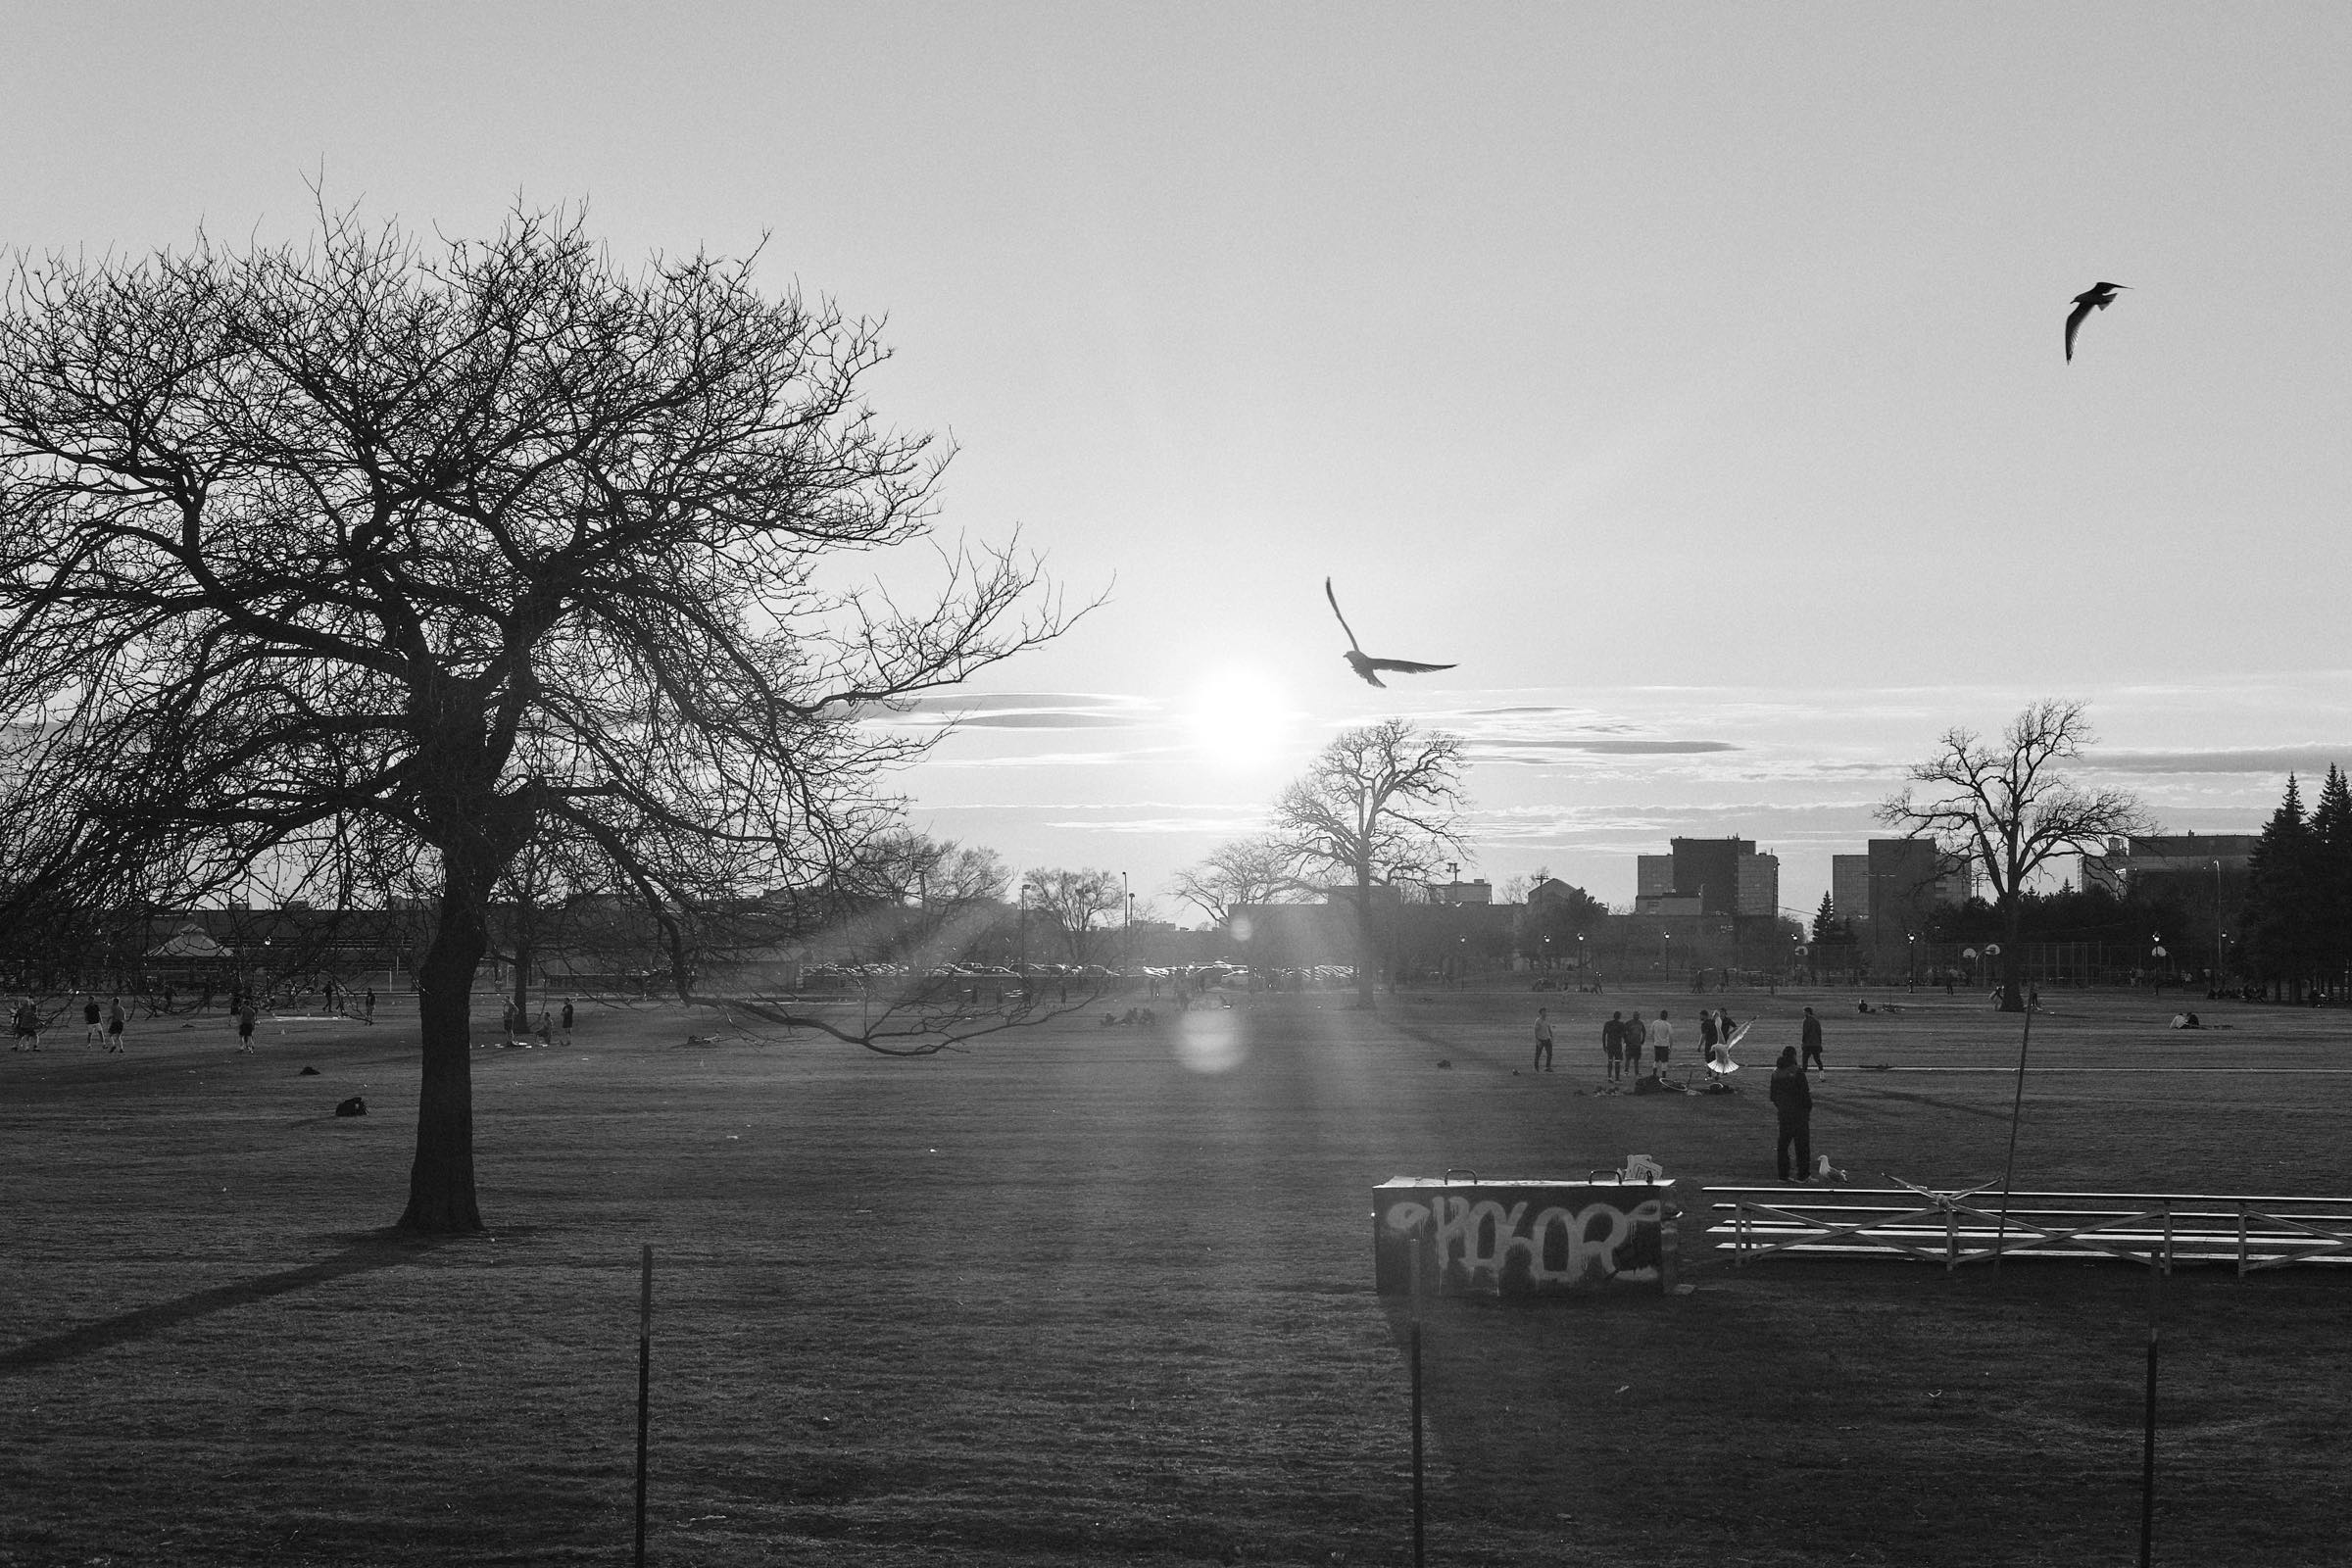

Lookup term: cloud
[946,711,1141,730]
[867,691,1160,729]
[2080,746,2352,775]
[1470,738,1741,760]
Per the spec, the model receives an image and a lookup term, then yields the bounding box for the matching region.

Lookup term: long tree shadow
[0,1228,457,1375]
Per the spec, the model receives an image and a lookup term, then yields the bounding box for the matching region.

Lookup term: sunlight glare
[1187,669,1289,769]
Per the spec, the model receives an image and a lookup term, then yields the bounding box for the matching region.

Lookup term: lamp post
[2150,933,2167,998]
[1907,931,1917,989]
[1576,932,1586,987]
[2213,859,2225,992]
[1661,929,1671,979]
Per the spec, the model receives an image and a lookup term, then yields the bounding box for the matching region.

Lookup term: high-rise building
[1670,837,1753,917]
[1637,855,1676,900]
[1831,854,1871,925]
[1736,852,1780,918]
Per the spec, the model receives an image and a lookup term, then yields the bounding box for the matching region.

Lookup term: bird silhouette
[2064,281,2128,363]
[1325,578,1455,688]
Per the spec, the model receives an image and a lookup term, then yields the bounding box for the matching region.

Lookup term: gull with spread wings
[1325,577,1455,688]
[2064,281,2128,363]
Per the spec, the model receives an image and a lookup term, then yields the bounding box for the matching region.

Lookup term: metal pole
[1991,999,2036,1271]
[2140,1236,2159,1567]
[1409,1236,1426,1568]
[636,1244,652,1568]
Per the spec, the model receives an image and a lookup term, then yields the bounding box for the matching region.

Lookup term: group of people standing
[1529,1002,1833,1183]
[496,996,574,1049]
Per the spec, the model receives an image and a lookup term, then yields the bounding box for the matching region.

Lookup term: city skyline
[6,8,2349,917]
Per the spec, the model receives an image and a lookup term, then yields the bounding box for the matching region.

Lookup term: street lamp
[2213,859,2225,991]
[2150,932,2167,997]
[1907,931,1917,988]
[1576,932,1586,986]
[1661,929,1671,978]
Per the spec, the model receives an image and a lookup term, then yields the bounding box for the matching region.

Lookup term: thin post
[636,1244,653,1568]
[2236,1200,2249,1277]
[1409,1234,1426,1568]
[1991,998,2037,1271]
[2140,1235,2160,1568]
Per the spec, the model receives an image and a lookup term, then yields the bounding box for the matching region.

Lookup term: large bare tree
[0,206,1072,1231]
[1169,834,1305,926]
[1269,717,1468,1008]
[1022,867,1126,964]
[1878,700,2149,1010]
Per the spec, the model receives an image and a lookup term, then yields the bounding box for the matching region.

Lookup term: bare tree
[0,205,1077,1231]
[1023,867,1125,964]
[1269,717,1468,1008]
[1169,834,1305,926]
[1878,700,2150,1010]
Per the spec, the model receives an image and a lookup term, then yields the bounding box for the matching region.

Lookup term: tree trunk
[400,863,490,1233]
[1353,860,1376,1011]
[1998,899,2026,1012]
[510,915,534,1033]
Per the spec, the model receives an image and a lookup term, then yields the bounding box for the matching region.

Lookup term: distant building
[2082,833,2258,897]
[1736,852,1780,918]
[1831,854,1871,924]
[1526,876,1585,906]
[1670,837,1751,917]
[1429,879,1493,906]
[1636,856,1676,900]
[1864,838,1969,969]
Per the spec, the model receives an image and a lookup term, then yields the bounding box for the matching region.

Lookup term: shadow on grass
[0,1228,457,1375]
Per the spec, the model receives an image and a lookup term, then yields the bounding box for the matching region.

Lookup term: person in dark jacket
[1800,1006,1825,1072]
[1601,1012,1625,1081]
[1770,1046,1812,1181]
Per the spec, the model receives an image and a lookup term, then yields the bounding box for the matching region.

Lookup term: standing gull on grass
[2064,281,2128,362]
[1324,578,1455,688]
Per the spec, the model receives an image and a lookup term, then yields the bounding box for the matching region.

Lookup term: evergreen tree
[1811,893,1838,943]
[2244,773,2320,996]
[2309,766,2352,990]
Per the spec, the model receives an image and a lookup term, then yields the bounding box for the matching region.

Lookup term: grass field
[5,982,2350,1566]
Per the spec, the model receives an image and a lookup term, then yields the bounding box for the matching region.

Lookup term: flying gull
[1324,578,1455,688]
[2064,281,2128,363]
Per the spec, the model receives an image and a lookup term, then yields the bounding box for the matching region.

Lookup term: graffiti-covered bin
[1372,1177,1676,1297]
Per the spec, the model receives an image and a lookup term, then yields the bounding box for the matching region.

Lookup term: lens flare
[1173,1010,1246,1074]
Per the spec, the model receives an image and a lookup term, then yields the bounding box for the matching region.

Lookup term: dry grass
[3,984,2350,1565]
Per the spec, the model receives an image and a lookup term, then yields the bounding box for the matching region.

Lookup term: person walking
[364,986,375,1021]
[1650,1009,1675,1074]
[1602,1011,1626,1081]
[1532,1007,1555,1072]
[104,996,126,1054]
[560,997,574,1047]
[1771,1046,1813,1182]
[1800,1006,1825,1072]
[236,1001,258,1054]
[12,997,40,1052]
[1623,1008,1647,1078]
[83,996,104,1048]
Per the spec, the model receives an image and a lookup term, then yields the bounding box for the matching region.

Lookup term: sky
[6,4,2349,920]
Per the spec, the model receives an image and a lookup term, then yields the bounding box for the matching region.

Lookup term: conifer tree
[2244,773,2320,998]
[2309,766,2352,991]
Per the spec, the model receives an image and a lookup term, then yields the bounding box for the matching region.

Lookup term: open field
[4,983,2350,1566]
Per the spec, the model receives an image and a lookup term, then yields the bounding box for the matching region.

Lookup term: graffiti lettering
[1374,1180,1673,1295]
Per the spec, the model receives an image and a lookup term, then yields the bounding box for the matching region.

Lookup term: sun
[1187,669,1290,769]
